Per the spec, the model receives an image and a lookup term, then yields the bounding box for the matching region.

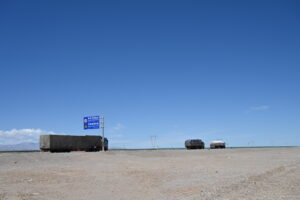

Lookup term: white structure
[210,140,226,149]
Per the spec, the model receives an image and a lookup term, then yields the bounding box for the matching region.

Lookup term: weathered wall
[40,135,108,152]
[210,142,226,149]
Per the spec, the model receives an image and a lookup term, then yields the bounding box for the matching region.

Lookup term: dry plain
[0,148,300,200]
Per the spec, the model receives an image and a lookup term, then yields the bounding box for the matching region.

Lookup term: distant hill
[0,142,39,151]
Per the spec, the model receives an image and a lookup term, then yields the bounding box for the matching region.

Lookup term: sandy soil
[0,148,300,200]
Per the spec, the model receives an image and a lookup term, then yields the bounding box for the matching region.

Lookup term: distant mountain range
[0,142,39,151]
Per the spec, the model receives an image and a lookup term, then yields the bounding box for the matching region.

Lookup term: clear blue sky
[0,0,299,148]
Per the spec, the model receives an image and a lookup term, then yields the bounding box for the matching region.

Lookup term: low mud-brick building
[40,135,108,152]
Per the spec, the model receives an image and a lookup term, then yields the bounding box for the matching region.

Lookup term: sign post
[100,116,105,151]
[83,116,100,130]
[83,115,105,151]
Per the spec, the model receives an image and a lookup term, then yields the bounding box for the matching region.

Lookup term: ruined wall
[40,135,108,152]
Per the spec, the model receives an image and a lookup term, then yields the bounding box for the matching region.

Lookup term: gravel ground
[0,148,300,200]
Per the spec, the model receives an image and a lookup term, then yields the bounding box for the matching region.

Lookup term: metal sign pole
[101,116,105,151]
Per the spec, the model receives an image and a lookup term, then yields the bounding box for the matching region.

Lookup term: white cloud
[0,129,61,145]
[251,105,270,111]
[112,123,125,131]
[246,105,270,113]
[107,123,126,139]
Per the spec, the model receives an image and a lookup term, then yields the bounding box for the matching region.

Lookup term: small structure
[185,139,205,149]
[40,135,108,152]
[210,140,226,149]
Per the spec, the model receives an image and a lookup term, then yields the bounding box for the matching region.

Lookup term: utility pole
[150,135,158,149]
[101,116,105,151]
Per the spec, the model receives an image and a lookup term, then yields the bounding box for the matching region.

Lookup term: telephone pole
[100,116,105,151]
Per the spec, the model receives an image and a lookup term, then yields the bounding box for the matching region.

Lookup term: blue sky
[0,0,299,148]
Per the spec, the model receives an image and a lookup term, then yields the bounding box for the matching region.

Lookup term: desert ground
[0,148,300,200]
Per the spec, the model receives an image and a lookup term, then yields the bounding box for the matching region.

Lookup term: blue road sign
[83,116,100,129]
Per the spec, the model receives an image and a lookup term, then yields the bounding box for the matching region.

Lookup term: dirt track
[0,148,300,200]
